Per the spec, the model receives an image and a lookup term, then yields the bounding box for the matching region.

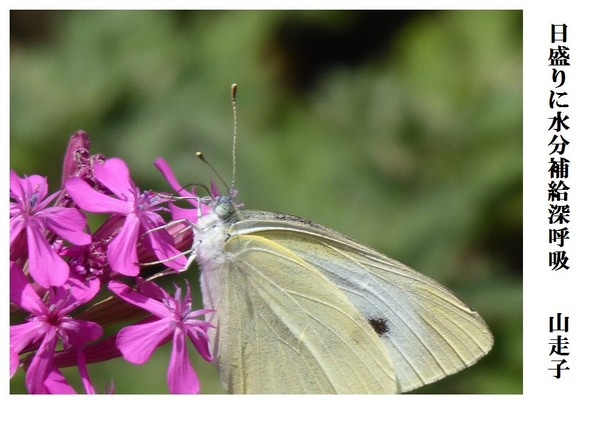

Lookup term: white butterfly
[189,85,493,394]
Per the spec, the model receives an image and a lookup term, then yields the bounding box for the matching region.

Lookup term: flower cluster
[10,131,213,394]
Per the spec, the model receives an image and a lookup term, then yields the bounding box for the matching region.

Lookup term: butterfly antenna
[230,83,238,192]
[195,84,239,198]
[195,151,229,195]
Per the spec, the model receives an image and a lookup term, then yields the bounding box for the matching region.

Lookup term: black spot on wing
[368,317,390,337]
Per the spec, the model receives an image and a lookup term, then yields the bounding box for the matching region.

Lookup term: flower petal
[136,278,170,302]
[154,158,192,197]
[116,318,173,364]
[187,326,213,362]
[167,327,200,394]
[209,180,220,198]
[61,130,91,185]
[40,207,91,246]
[9,263,46,315]
[43,368,77,394]
[10,171,48,206]
[10,345,19,377]
[61,318,104,348]
[76,349,96,394]
[26,329,58,394]
[9,214,26,246]
[142,225,187,271]
[107,213,141,276]
[169,202,198,224]
[26,219,69,288]
[94,158,135,199]
[154,157,200,220]
[9,170,26,202]
[108,280,170,318]
[10,321,46,353]
[63,276,101,308]
[65,177,132,214]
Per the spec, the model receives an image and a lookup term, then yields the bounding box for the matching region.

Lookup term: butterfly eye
[215,202,234,219]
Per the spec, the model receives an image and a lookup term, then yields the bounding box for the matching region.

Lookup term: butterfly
[189,85,493,394]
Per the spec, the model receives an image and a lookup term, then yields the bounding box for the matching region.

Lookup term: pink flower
[10,171,92,288]
[109,279,213,394]
[65,158,187,276]
[9,263,103,393]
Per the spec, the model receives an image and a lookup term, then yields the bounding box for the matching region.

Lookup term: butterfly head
[214,195,237,221]
[199,181,242,224]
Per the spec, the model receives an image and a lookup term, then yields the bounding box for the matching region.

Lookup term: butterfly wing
[232,210,494,392]
[201,230,397,393]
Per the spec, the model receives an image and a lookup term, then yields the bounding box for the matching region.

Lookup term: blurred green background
[10,10,522,394]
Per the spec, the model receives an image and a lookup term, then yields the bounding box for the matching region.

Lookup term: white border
[4,2,598,432]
